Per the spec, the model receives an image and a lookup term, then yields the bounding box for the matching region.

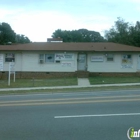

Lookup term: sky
[0,0,140,42]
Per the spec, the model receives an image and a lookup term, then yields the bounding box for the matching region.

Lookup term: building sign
[9,62,15,74]
[121,65,132,68]
[8,62,16,86]
[5,53,15,62]
[61,62,72,67]
[55,53,74,60]
[55,54,64,60]
[0,54,3,71]
[91,55,104,62]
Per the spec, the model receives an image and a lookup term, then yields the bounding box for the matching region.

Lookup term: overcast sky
[0,0,140,42]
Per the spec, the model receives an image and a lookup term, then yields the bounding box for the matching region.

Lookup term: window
[39,53,70,64]
[45,54,54,63]
[39,54,44,60]
[122,54,132,65]
[5,53,15,62]
[107,54,114,61]
[122,54,132,68]
[39,54,44,63]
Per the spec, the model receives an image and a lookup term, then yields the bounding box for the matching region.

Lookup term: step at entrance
[76,71,89,78]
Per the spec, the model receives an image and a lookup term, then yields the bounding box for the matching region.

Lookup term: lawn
[89,76,140,85]
[0,76,140,89]
[0,77,78,88]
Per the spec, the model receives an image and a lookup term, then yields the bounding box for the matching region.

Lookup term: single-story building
[0,42,140,78]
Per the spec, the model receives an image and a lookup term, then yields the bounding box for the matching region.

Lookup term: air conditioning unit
[39,59,44,64]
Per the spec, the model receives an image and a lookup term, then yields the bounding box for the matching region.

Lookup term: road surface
[0,89,140,140]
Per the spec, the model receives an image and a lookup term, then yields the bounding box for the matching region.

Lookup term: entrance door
[77,54,87,71]
[138,55,140,70]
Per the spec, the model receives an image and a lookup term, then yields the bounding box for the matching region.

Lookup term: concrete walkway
[0,78,140,91]
[78,78,90,86]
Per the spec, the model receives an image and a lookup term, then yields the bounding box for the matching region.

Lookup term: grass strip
[89,76,140,85]
[0,85,140,95]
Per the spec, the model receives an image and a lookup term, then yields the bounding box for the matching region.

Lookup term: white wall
[87,52,139,72]
[1,51,140,73]
[21,51,77,72]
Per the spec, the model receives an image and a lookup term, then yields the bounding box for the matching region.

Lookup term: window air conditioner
[39,59,44,64]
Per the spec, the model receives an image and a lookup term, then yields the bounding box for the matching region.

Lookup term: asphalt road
[0,89,140,140]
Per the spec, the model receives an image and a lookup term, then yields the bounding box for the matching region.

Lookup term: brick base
[76,71,89,78]
[0,72,77,79]
[0,71,140,79]
[89,72,140,77]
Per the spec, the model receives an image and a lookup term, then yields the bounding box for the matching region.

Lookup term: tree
[128,21,140,47]
[16,34,30,43]
[105,17,130,44]
[78,29,104,42]
[0,22,16,44]
[52,29,105,42]
[0,22,31,45]
[105,17,140,47]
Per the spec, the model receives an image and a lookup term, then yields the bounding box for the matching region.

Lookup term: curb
[0,83,140,91]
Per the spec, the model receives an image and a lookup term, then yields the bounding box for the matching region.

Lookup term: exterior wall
[21,51,77,72]
[1,51,78,72]
[87,52,139,73]
[1,51,140,73]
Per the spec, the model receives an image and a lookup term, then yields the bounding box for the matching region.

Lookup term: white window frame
[106,54,114,62]
[5,53,15,62]
[39,54,45,64]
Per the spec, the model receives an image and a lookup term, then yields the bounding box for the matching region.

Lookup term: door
[137,55,140,70]
[77,54,87,71]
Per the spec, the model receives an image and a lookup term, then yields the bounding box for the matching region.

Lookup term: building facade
[0,42,140,78]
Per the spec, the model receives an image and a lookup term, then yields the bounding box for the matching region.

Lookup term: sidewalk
[78,78,90,86]
[0,82,140,91]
